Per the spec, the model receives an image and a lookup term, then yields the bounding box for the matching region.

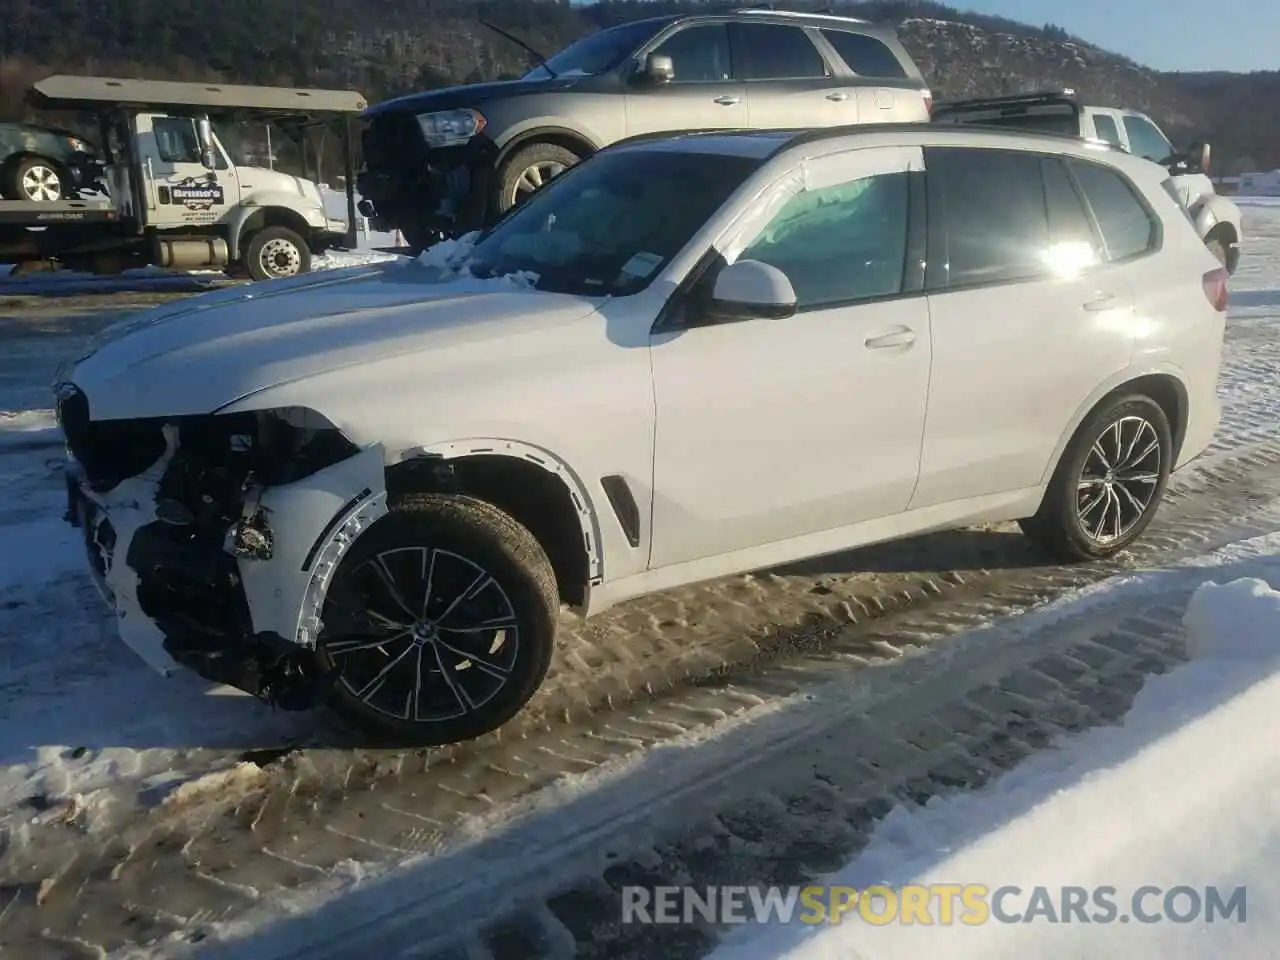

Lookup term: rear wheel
[317,494,559,746]
[244,225,311,281]
[1019,394,1172,562]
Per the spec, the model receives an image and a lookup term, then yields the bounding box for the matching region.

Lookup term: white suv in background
[56,123,1227,747]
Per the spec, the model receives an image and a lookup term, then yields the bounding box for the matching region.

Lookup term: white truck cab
[131,112,349,278]
[933,90,1243,274]
[0,75,365,281]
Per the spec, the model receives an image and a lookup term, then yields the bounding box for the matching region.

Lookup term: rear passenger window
[1069,160,1158,261]
[651,24,732,82]
[732,23,828,80]
[820,29,908,78]
[1091,114,1122,147]
[925,147,1051,287]
[1042,158,1103,264]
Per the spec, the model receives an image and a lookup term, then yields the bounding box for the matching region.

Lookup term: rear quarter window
[1069,159,1160,261]
[820,29,908,78]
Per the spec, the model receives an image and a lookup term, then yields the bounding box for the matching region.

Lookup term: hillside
[0,0,1275,172]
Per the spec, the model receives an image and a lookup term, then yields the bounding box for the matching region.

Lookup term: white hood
[64,261,603,421]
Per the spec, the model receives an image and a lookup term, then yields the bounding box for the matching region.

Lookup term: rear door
[730,21,859,128]
[625,23,748,136]
[817,27,929,123]
[910,146,1139,509]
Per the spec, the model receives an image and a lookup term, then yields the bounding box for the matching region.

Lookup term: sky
[955,0,1275,73]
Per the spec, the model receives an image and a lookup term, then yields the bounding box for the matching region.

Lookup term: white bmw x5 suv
[56,123,1227,745]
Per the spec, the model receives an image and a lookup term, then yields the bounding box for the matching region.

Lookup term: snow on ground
[0,201,1279,855]
[707,561,1280,960]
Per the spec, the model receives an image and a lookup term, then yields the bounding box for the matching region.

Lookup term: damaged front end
[57,384,387,711]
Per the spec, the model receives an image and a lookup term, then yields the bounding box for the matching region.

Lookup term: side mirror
[196,116,217,170]
[1186,140,1211,174]
[644,53,675,84]
[705,260,797,323]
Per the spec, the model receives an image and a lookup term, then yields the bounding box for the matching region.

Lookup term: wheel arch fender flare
[493,125,601,170]
[229,201,320,260]
[393,437,605,586]
[1039,365,1190,490]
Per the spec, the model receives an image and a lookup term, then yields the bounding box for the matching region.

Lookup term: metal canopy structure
[28,75,367,119]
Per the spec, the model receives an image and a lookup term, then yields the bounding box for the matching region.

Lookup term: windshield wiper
[480,19,557,78]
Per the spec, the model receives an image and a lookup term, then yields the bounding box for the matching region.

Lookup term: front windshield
[522,19,670,79]
[462,148,764,297]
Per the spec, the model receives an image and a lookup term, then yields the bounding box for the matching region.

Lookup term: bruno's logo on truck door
[169,176,225,210]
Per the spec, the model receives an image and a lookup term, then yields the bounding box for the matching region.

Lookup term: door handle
[865,327,916,349]
[713,95,740,106]
[825,91,850,101]
[1082,293,1122,312]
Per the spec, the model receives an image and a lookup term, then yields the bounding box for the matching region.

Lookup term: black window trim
[653,164,926,332]
[1064,155,1164,266]
[728,21,832,82]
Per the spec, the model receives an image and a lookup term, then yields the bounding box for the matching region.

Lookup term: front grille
[56,385,167,492]
[363,115,427,174]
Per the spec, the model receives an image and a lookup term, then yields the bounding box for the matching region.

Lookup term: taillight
[1202,267,1228,312]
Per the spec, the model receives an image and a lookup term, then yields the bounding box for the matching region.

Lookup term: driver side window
[735,172,910,310]
[152,116,228,169]
[153,117,202,164]
[650,24,732,82]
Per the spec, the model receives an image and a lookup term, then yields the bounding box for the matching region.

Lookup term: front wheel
[316,494,559,746]
[244,225,311,281]
[495,142,581,216]
[1019,394,1173,562]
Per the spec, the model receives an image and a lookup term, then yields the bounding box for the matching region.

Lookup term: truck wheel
[316,493,559,746]
[495,142,581,215]
[3,157,65,202]
[244,226,311,281]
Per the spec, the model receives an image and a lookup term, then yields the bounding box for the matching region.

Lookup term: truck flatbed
[0,198,119,225]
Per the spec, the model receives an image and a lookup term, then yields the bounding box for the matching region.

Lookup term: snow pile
[414,230,541,290]
[709,573,1280,960]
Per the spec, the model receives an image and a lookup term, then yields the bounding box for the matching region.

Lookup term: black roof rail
[932,89,1080,111]
[776,120,1119,156]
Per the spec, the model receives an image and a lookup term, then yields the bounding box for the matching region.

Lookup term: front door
[133,113,240,229]
[648,146,931,569]
[625,22,748,136]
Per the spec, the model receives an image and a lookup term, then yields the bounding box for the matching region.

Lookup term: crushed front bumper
[65,442,388,694]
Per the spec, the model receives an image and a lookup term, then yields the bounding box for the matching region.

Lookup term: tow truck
[0,75,366,281]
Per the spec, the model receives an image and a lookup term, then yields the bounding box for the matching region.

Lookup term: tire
[2,157,65,202]
[1019,394,1173,562]
[244,225,311,281]
[316,493,559,746]
[495,142,581,216]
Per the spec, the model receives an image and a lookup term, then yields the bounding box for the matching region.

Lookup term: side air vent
[600,474,641,548]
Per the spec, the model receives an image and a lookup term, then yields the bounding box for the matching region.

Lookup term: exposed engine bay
[58,384,387,710]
